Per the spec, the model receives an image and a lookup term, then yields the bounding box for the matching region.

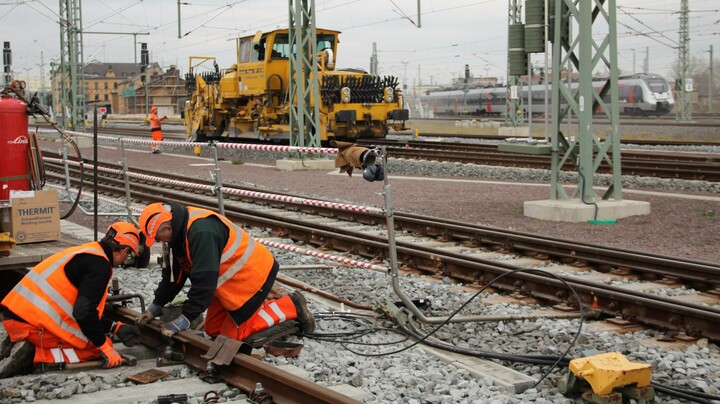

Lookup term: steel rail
[106,306,360,404]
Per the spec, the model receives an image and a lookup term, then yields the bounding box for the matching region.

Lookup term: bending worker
[149,105,167,154]
[0,223,142,373]
[136,202,315,346]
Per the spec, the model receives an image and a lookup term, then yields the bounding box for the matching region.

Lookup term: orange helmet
[105,222,140,254]
[138,202,172,247]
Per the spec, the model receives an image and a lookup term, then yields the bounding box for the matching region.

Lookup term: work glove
[113,321,141,347]
[136,302,163,327]
[363,164,385,182]
[98,339,123,368]
[161,314,190,337]
[330,140,370,177]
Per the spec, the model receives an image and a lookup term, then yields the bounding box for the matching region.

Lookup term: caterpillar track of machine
[184,28,409,142]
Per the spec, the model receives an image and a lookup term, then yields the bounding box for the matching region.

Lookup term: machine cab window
[316,34,335,53]
[252,36,267,62]
[266,33,336,59]
[238,38,252,63]
[271,34,290,59]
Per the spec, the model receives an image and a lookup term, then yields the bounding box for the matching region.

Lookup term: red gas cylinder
[0,96,30,201]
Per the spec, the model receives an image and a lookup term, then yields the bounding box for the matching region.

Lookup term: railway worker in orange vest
[0,222,142,373]
[149,105,167,154]
[135,202,315,346]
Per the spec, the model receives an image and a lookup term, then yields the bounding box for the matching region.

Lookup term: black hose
[58,136,84,219]
[651,383,719,404]
[400,311,569,366]
[577,167,599,221]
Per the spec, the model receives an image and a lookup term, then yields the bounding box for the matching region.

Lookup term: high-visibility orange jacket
[184,207,274,312]
[150,111,164,131]
[1,242,111,349]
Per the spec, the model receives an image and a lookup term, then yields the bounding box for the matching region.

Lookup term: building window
[114,82,118,89]
[95,94,99,100]
[94,82,98,89]
[104,94,108,101]
[104,82,108,89]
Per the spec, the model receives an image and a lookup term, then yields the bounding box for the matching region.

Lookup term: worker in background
[136,202,315,347]
[149,105,167,154]
[0,223,142,375]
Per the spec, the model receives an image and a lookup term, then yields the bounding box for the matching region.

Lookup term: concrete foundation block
[276,158,335,171]
[498,126,529,137]
[524,199,651,222]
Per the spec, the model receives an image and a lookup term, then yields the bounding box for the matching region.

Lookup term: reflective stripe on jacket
[185,207,274,312]
[0,242,111,348]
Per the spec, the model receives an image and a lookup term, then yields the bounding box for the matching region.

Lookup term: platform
[524,199,651,223]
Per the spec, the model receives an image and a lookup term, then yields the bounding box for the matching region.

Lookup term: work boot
[0,339,34,378]
[244,320,300,349]
[289,290,315,334]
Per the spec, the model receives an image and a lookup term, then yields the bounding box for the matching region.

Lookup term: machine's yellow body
[569,352,652,396]
[184,28,408,142]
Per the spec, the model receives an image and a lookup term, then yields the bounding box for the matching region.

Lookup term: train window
[239,38,252,63]
[618,85,628,100]
[271,34,290,59]
[647,78,668,93]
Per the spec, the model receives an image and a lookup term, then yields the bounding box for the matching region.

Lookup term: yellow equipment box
[569,352,652,396]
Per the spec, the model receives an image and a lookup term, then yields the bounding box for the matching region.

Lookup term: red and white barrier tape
[44,158,380,214]
[38,129,338,155]
[260,239,387,273]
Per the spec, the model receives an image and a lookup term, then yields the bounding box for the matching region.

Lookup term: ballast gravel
[3,222,717,403]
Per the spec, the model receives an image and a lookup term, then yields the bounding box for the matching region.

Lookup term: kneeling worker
[136,202,314,346]
[0,222,142,373]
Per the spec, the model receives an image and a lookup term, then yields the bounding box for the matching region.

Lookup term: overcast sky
[1,0,718,91]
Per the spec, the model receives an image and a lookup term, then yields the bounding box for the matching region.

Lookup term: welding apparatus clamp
[98,339,123,368]
[136,302,163,327]
[112,321,141,347]
[161,314,190,337]
[361,149,378,168]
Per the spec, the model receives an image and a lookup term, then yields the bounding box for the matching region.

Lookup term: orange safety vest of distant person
[149,106,167,154]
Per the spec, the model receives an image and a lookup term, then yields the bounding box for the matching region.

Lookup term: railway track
[411,115,720,128]
[36,125,720,181]
[103,306,359,404]
[357,139,720,181]
[44,157,720,342]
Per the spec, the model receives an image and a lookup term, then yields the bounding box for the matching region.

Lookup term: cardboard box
[2,190,61,244]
